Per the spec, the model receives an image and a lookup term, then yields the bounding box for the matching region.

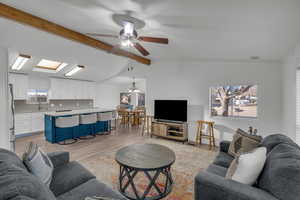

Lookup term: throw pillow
[225,147,267,185]
[22,142,54,187]
[228,128,262,157]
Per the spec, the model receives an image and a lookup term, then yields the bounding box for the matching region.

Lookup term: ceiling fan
[86,14,169,56]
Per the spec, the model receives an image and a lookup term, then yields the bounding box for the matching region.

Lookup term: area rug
[79,138,217,200]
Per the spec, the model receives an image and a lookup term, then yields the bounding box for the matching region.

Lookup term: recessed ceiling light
[65,65,84,77]
[11,54,31,70]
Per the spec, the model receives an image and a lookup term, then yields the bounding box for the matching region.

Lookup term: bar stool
[196,120,216,150]
[55,115,79,145]
[96,112,113,134]
[111,110,117,131]
[142,115,154,136]
[78,113,97,140]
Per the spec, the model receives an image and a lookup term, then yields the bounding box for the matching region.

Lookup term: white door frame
[0,47,9,149]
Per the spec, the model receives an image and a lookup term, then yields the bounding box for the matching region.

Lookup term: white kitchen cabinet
[49,78,59,99]
[31,113,45,133]
[15,112,45,136]
[72,80,81,99]
[87,82,96,100]
[9,73,29,100]
[15,113,32,135]
[66,79,74,99]
[49,78,95,100]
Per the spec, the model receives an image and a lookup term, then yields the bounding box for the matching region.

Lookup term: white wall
[95,83,120,109]
[0,47,9,149]
[282,45,300,141]
[145,60,283,142]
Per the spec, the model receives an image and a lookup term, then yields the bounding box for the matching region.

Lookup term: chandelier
[128,77,140,93]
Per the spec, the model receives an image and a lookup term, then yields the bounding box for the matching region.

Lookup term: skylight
[36,59,62,70]
[34,59,68,73]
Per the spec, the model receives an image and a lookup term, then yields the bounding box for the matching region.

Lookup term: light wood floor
[15,126,217,159]
[15,126,218,200]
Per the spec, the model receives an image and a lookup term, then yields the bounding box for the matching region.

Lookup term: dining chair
[117,109,130,128]
[135,106,146,126]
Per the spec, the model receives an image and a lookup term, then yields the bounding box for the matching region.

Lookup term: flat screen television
[154,100,188,122]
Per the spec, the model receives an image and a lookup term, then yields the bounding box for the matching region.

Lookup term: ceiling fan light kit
[87,14,169,56]
[123,21,134,36]
[121,39,133,48]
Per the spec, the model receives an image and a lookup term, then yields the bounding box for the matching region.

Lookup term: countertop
[45,108,115,117]
[16,111,49,114]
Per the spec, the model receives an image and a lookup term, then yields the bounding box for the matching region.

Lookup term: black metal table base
[119,165,173,200]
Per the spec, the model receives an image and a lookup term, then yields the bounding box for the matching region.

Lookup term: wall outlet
[76,102,80,107]
[59,104,62,107]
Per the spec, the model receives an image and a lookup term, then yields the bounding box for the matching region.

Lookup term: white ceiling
[1,0,300,81]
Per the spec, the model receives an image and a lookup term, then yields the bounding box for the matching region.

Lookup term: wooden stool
[141,115,154,136]
[196,120,216,150]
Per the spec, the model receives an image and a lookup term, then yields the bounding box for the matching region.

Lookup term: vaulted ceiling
[1,0,300,81]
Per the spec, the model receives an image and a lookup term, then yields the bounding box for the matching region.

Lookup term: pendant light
[128,77,140,93]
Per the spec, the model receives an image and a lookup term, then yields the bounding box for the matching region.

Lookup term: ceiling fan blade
[138,36,169,44]
[110,44,122,54]
[86,33,119,38]
[134,43,150,56]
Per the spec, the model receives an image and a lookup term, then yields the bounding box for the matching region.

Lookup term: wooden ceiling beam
[0,3,151,65]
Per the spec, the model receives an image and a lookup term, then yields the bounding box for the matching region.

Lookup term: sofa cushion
[228,129,262,157]
[57,179,126,200]
[226,147,267,185]
[258,143,300,200]
[213,152,234,168]
[0,162,56,200]
[206,164,227,177]
[260,134,299,153]
[50,161,95,196]
[0,148,27,170]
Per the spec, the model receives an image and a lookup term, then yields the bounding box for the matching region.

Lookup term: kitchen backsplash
[15,99,94,113]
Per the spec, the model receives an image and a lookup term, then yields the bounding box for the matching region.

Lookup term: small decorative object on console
[248,126,258,135]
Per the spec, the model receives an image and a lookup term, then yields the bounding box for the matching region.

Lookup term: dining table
[118,109,145,126]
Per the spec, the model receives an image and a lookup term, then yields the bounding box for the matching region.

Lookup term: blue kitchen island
[44,108,114,144]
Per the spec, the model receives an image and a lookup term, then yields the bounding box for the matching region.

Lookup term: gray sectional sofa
[0,149,126,200]
[194,134,300,200]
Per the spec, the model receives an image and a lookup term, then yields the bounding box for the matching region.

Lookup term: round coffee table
[115,143,176,200]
